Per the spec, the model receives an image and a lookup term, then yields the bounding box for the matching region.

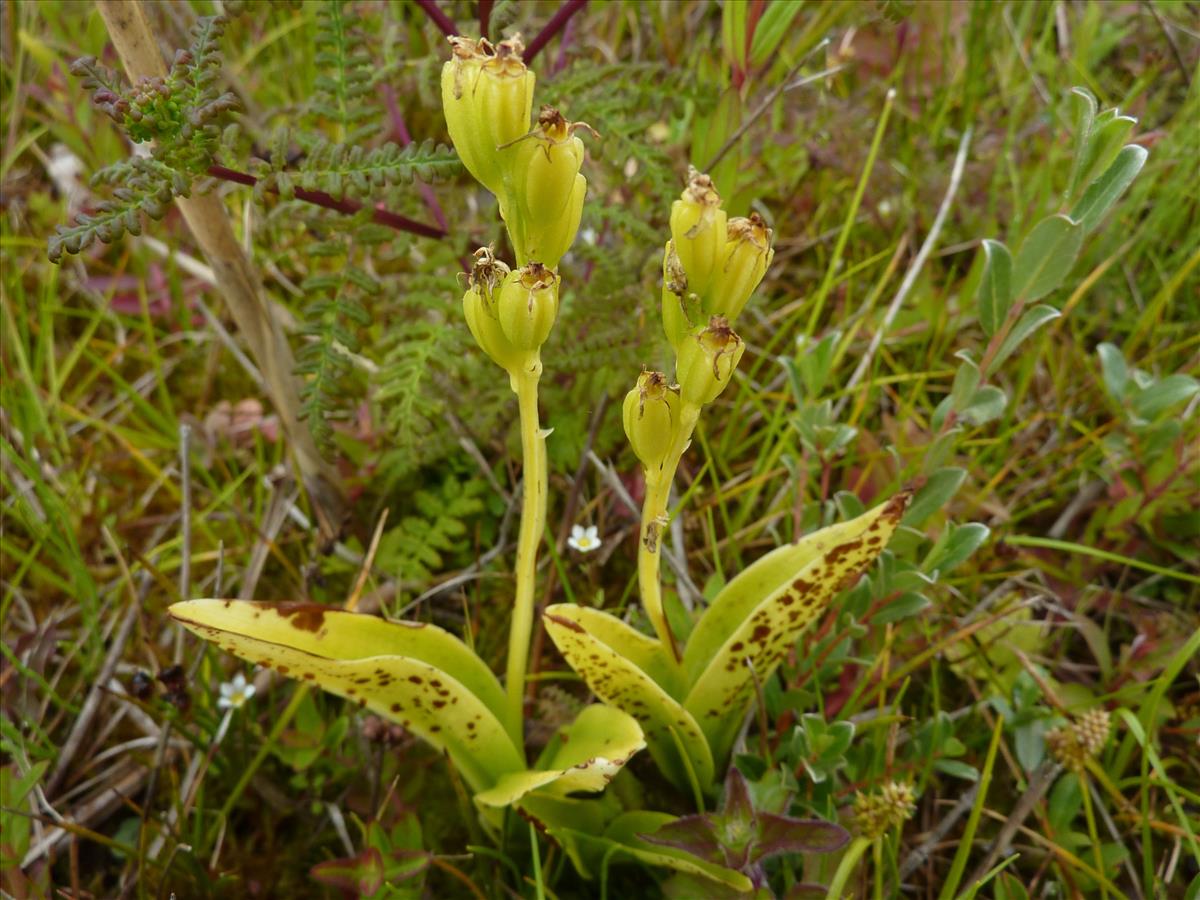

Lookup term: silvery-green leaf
[1012,215,1083,303]
[977,239,1013,337]
[1070,145,1148,234]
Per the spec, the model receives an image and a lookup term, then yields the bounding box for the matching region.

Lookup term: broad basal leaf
[475,705,645,807]
[544,605,714,790]
[170,600,523,793]
[684,491,911,766]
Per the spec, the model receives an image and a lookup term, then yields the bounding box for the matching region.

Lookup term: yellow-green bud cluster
[623,371,681,476]
[851,781,916,839]
[662,167,775,351]
[622,170,774,477]
[1046,709,1111,772]
[462,247,559,379]
[441,38,589,270]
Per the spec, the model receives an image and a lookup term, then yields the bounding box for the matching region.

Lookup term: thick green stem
[826,835,872,899]
[505,364,547,737]
[638,402,701,661]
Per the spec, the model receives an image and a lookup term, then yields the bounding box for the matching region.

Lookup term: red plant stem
[378,83,450,232]
[524,0,587,64]
[478,0,494,39]
[415,0,458,38]
[206,164,446,238]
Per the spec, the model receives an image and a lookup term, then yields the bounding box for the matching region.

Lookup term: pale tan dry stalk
[95,0,345,543]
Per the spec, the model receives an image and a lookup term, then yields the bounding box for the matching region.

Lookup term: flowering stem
[524,0,588,64]
[639,402,701,662]
[505,365,548,736]
[827,835,872,899]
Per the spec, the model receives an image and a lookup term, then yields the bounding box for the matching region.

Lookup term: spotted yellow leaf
[543,605,713,790]
[475,705,644,807]
[683,490,911,765]
[170,600,523,793]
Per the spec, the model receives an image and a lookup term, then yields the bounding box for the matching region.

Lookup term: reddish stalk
[415,0,458,38]
[206,164,446,238]
[478,0,494,40]
[524,0,587,64]
[377,83,449,232]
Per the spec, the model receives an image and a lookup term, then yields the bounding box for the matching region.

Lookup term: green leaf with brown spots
[543,605,714,791]
[683,490,911,766]
[169,599,523,793]
[475,705,645,807]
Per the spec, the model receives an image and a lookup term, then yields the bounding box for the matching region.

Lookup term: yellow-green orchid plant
[168,34,911,893]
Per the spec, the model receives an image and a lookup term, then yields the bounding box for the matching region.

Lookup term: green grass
[1,1,1197,897]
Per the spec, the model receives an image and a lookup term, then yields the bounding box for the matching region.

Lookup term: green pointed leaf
[959,385,1008,425]
[749,3,805,67]
[1071,145,1148,234]
[475,706,645,807]
[1096,342,1128,401]
[924,522,991,575]
[543,606,714,790]
[684,491,912,766]
[1131,374,1200,420]
[1012,215,1083,303]
[903,468,965,528]
[950,356,982,413]
[169,600,522,793]
[976,240,1013,337]
[1065,87,1097,197]
[987,304,1062,375]
[1074,113,1136,199]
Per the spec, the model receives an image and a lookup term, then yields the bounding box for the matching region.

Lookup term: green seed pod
[669,167,727,303]
[675,316,745,407]
[623,370,682,477]
[462,248,523,371]
[441,36,535,197]
[661,240,699,351]
[710,213,774,323]
[507,107,591,268]
[497,263,559,352]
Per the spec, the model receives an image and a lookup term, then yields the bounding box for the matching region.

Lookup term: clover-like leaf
[684,491,911,766]
[169,600,523,793]
[543,605,713,790]
[475,705,645,807]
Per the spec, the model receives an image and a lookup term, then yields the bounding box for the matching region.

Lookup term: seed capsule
[462,247,523,371]
[497,263,559,352]
[710,213,774,322]
[669,167,726,304]
[441,36,534,196]
[623,370,681,475]
[506,107,591,268]
[660,240,699,351]
[675,316,745,407]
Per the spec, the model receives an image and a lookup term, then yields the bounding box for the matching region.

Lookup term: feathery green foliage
[47,15,237,262]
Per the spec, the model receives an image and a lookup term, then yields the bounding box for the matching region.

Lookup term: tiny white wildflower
[217,672,256,710]
[567,524,601,553]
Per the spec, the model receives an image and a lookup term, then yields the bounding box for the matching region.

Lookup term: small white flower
[567,524,601,554]
[217,672,256,710]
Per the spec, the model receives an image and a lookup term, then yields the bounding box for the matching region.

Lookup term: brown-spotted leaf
[544,605,713,791]
[475,705,644,807]
[683,491,910,766]
[170,600,523,793]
